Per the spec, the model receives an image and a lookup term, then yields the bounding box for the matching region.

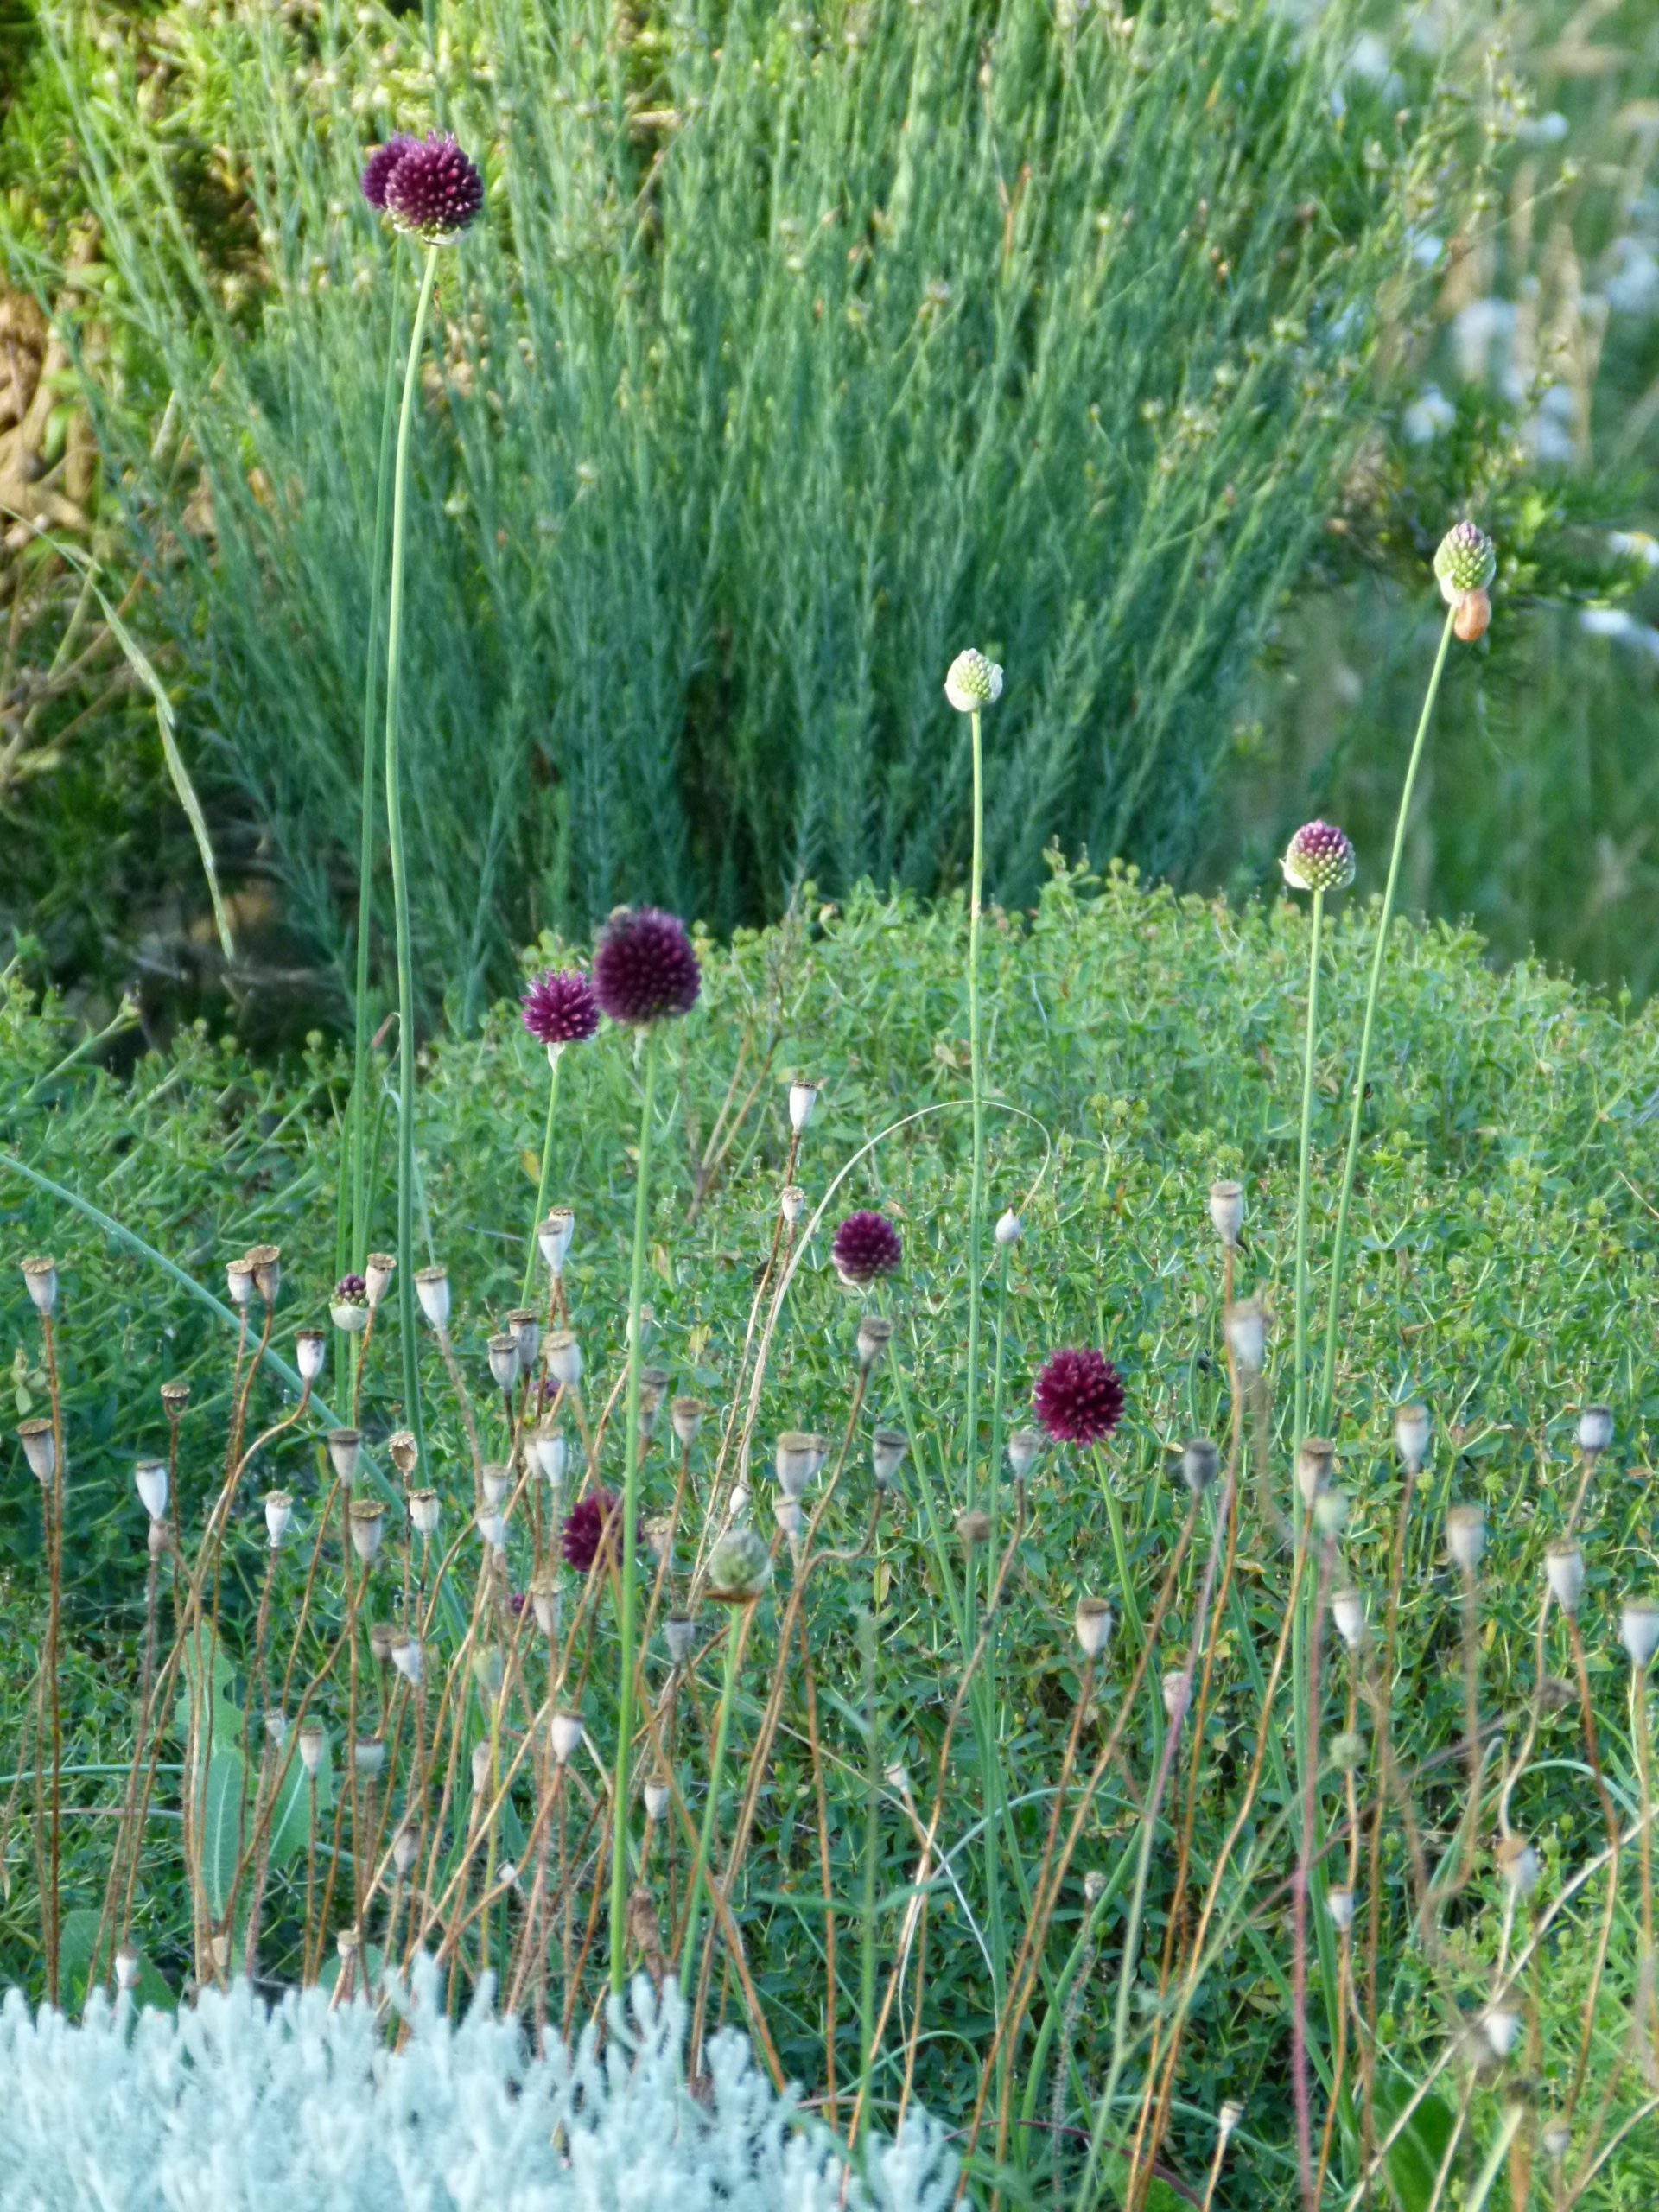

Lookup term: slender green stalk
[963,702,987,1544]
[1316,608,1456,1431]
[343,305,404,1277]
[677,1606,745,1997]
[1292,886,1325,1454]
[521,1046,562,1305]
[609,1024,662,1994]
[385,243,440,1458]
[856,1611,880,2145]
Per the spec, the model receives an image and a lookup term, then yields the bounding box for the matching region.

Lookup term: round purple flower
[592,906,701,1025]
[562,1486,620,1573]
[1033,1349,1125,1446]
[361,135,419,211]
[522,968,600,1049]
[1281,820,1356,895]
[831,1210,903,1286]
[381,132,485,242]
[334,1273,368,1306]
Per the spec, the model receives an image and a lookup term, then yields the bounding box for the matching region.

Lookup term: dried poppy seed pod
[391,1637,424,1687]
[944,647,1005,712]
[132,1459,168,1519]
[1545,1539,1584,1613]
[327,1427,361,1484]
[1161,1668,1191,1726]
[365,1252,396,1308]
[780,1185,806,1225]
[856,1313,893,1371]
[1073,1597,1113,1659]
[1313,1488,1350,1539]
[775,1431,820,1500]
[160,1379,189,1419]
[388,1429,419,1477]
[537,1207,575,1272]
[1295,1436,1336,1509]
[1332,1586,1366,1649]
[644,1778,671,1821]
[508,1306,541,1369]
[1007,1428,1043,1478]
[264,1491,293,1548]
[789,1080,818,1133]
[487,1332,520,1392]
[774,1495,803,1546]
[1394,1401,1431,1474]
[348,1500,386,1565]
[392,1822,421,1875]
[871,1427,908,1485]
[1224,1296,1268,1375]
[1576,1403,1613,1456]
[414,1265,451,1331]
[1084,1868,1107,1904]
[1217,2100,1245,2145]
[353,1736,387,1778]
[543,1331,582,1389]
[1620,1595,1659,1669]
[995,1208,1023,1247]
[729,1483,751,1521]
[530,1574,560,1638]
[670,1396,704,1446]
[1497,1834,1540,1897]
[957,1509,993,1550]
[1208,1180,1243,1249]
[113,1945,140,1993]
[294,1327,327,1383]
[226,1255,255,1306]
[297,1721,327,1777]
[1446,1503,1486,1576]
[17,1418,54,1484]
[664,1614,696,1665]
[264,1712,289,1750]
[1179,1437,1219,1496]
[481,1464,512,1510]
[470,1740,493,1796]
[1325,1885,1356,1932]
[475,1509,507,1553]
[530,1429,567,1486]
[1541,2120,1571,2164]
[643,1512,674,1562]
[1452,588,1491,643]
[20,1255,57,1316]
[1482,1999,1521,2061]
[336,1925,362,1967]
[147,1517,168,1559]
[368,1621,397,1669]
[247,1243,282,1304]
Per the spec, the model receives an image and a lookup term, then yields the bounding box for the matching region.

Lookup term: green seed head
[944,649,1005,713]
[1433,519,1497,601]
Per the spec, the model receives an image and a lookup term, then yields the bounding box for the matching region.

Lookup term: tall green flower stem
[963,702,988,1560]
[384,241,440,1459]
[1291,886,1325,1456]
[521,1046,563,1304]
[608,1023,662,1994]
[341,306,404,1278]
[677,1601,747,2001]
[1316,607,1457,1431]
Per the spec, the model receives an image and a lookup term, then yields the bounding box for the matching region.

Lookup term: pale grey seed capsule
[543,1331,582,1389]
[1224,1296,1268,1374]
[775,1430,819,1499]
[788,1080,818,1133]
[348,1500,386,1564]
[392,1823,421,1874]
[295,1327,327,1382]
[487,1332,520,1392]
[147,1516,168,1559]
[326,1427,361,1483]
[226,1257,255,1306]
[1483,2001,1521,2060]
[1577,1403,1613,1455]
[779,1185,806,1224]
[414,1265,451,1331]
[353,1737,387,1777]
[995,1208,1022,1247]
[481,1463,512,1509]
[1394,1402,1430,1474]
[1007,1427,1043,1478]
[408,1489,440,1538]
[1325,1885,1356,1932]
[1332,1586,1365,1649]
[297,1721,327,1777]
[550,1712,583,1764]
[113,1946,140,1993]
[470,1740,493,1795]
[1162,1668,1190,1725]
[1208,1180,1243,1248]
[1074,1597,1113,1659]
[20,1255,57,1316]
[264,1491,293,1547]
[532,1428,568,1484]
[537,1207,575,1271]
[871,1427,907,1485]
[856,1314,893,1371]
[17,1418,54,1484]
[1497,1834,1540,1896]
[388,1429,419,1476]
[530,1575,560,1638]
[508,1306,541,1369]
[1295,1437,1335,1509]
[365,1252,396,1308]
[1180,1437,1219,1495]
[1545,1539,1584,1612]
[475,1510,507,1552]
[670,1397,704,1446]
[644,1779,671,1821]
[1446,1503,1486,1576]
[1619,1595,1659,1669]
[134,1459,168,1519]
[664,1614,696,1665]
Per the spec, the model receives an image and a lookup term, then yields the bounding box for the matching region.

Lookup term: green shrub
[18,0,1469,1015]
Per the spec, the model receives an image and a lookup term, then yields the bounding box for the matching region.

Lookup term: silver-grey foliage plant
[0,1961,960,2211]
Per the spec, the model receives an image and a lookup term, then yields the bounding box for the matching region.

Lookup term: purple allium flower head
[1433,519,1497,603]
[381,132,485,242]
[1281,820,1356,895]
[361,135,419,210]
[830,1210,903,1286]
[334,1272,368,1306]
[1033,1348,1125,1446]
[592,906,701,1024]
[561,1486,620,1573]
[522,968,600,1048]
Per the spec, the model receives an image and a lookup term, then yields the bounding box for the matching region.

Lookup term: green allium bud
[944,649,1005,713]
[706,1526,772,1603]
[1433,519,1497,603]
[1281,820,1356,894]
[1328,1729,1367,1772]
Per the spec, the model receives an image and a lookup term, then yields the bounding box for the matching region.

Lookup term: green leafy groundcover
[2,864,1657,2202]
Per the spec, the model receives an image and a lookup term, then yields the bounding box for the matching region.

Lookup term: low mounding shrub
[28,0,1465,1012]
[0,1961,958,2209]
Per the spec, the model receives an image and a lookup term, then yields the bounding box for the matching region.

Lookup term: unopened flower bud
[944,648,1005,713]
[1281,820,1356,894]
[1394,1402,1430,1474]
[1576,1403,1613,1455]
[20,1255,57,1316]
[537,1207,575,1272]
[1007,1428,1043,1478]
[295,1328,326,1382]
[327,1427,361,1483]
[348,1499,386,1564]
[414,1265,451,1331]
[1208,1180,1243,1248]
[1074,1597,1113,1659]
[134,1460,168,1520]
[707,1527,772,1601]
[1545,1540,1584,1613]
[789,1080,818,1133]
[1434,518,1497,603]
[872,1427,908,1485]
[543,1331,582,1389]
[995,1209,1022,1247]
[1446,1503,1486,1576]
[487,1332,520,1392]
[264,1490,293,1547]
